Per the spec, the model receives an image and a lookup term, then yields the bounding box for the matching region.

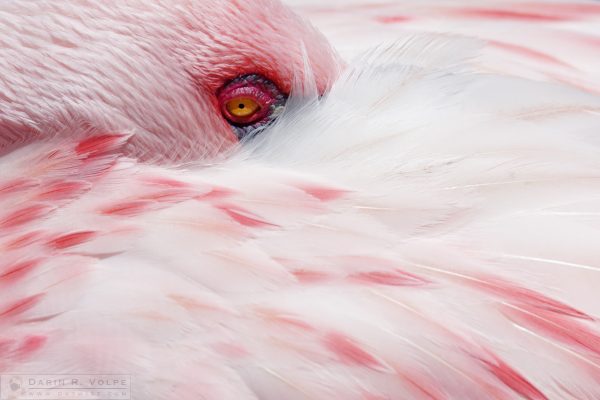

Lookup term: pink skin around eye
[217,82,276,125]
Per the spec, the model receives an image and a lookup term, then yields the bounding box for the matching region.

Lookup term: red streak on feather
[142,177,190,188]
[196,187,235,201]
[0,179,37,197]
[324,332,385,371]
[490,41,571,68]
[522,2,600,16]
[0,259,42,283]
[394,367,447,400]
[76,134,126,157]
[504,305,600,357]
[457,8,571,22]
[300,185,347,201]
[270,316,314,331]
[4,231,44,250]
[100,200,153,216]
[0,204,53,229]
[47,231,97,250]
[376,15,411,24]
[15,335,47,358]
[258,309,316,332]
[101,189,196,217]
[350,269,430,287]
[138,189,195,203]
[36,181,90,201]
[470,275,591,320]
[478,351,548,400]
[169,294,226,313]
[43,149,62,160]
[292,269,334,283]
[0,294,45,319]
[216,204,278,228]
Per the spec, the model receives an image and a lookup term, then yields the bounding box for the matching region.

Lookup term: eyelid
[220,86,274,107]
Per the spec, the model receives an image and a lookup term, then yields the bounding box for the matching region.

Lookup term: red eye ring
[217,75,286,129]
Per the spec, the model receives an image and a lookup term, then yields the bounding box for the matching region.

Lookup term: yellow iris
[225,97,260,119]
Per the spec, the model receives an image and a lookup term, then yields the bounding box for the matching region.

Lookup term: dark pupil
[239,103,245,109]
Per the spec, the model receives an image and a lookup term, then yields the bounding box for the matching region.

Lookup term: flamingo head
[0,0,341,161]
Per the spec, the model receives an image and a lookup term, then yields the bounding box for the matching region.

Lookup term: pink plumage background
[1,1,600,399]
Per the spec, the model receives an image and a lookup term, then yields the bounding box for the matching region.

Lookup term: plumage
[287,0,600,92]
[1,1,600,399]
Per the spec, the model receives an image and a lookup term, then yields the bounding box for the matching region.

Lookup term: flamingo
[1,0,600,398]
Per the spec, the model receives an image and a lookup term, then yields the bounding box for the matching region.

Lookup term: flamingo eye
[218,74,287,139]
[225,97,261,122]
